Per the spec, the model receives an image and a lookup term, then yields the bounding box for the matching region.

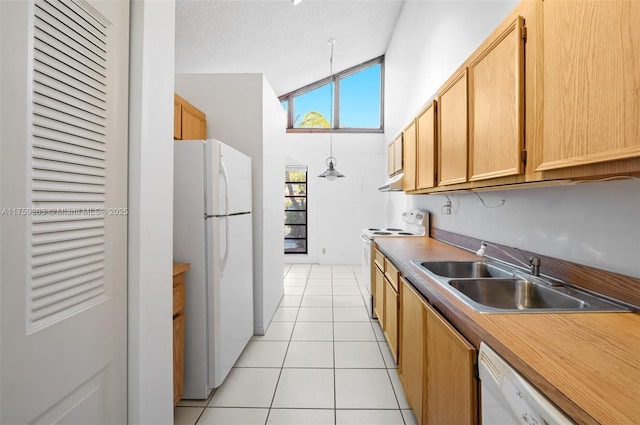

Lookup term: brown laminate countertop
[375,236,640,425]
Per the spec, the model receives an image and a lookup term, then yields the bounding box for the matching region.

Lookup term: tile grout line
[332,266,338,424]
[264,266,309,425]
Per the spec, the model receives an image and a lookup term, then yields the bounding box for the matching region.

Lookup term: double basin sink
[412,261,629,313]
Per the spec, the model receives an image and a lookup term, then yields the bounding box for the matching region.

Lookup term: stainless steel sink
[418,261,513,278]
[411,260,630,313]
[448,278,588,310]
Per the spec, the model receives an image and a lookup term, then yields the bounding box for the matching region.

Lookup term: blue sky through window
[340,63,381,128]
[284,59,382,130]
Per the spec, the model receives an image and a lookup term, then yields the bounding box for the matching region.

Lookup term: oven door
[360,234,374,317]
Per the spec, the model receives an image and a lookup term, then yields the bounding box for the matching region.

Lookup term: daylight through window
[280,56,383,132]
[284,167,308,254]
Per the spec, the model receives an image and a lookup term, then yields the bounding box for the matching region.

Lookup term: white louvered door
[1,0,128,423]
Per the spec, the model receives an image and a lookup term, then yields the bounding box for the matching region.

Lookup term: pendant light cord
[328,38,335,160]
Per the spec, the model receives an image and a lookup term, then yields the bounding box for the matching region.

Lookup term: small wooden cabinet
[173,263,190,407]
[415,101,437,190]
[398,277,477,425]
[438,69,469,186]
[373,262,385,323]
[536,1,640,172]
[403,121,417,191]
[468,16,525,181]
[383,258,400,362]
[388,135,403,176]
[424,302,477,424]
[174,93,207,140]
[399,278,427,421]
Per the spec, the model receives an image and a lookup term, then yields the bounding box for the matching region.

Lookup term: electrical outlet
[322,248,326,254]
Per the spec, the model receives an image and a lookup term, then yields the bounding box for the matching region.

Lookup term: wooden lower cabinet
[384,278,399,362]
[424,302,478,425]
[173,313,185,406]
[398,278,477,425]
[374,264,385,323]
[173,263,190,407]
[399,278,426,420]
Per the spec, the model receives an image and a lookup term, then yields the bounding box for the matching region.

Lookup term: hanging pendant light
[318,38,345,181]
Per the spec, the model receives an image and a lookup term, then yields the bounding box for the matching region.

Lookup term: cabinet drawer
[384,258,400,292]
[173,274,185,316]
[374,248,385,271]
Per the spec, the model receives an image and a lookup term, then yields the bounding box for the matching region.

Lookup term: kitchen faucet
[476,241,541,277]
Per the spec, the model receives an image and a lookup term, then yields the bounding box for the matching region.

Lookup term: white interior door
[0,0,129,423]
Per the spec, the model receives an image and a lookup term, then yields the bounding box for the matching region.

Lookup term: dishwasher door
[478,343,574,425]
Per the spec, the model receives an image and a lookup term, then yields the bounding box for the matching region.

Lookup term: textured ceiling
[175,0,405,96]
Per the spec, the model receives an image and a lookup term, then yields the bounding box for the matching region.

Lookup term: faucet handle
[529,256,541,276]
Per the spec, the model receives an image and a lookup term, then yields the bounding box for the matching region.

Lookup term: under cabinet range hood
[378,173,404,192]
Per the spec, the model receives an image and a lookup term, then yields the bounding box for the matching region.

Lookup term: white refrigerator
[174,139,254,399]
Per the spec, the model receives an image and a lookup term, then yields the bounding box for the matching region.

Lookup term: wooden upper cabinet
[387,142,395,177]
[388,135,403,176]
[438,69,468,186]
[403,121,417,191]
[393,135,403,174]
[536,1,640,171]
[424,302,477,425]
[174,93,207,140]
[416,101,437,190]
[468,16,525,181]
[173,97,182,139]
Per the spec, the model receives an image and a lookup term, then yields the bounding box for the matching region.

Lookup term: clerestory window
[279,56,384,132]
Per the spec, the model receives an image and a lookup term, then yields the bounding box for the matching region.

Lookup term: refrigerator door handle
[220,158,230,216]
[221,216,229,277]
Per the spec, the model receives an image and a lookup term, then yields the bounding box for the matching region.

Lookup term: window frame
[284,167,308,255]
[280,56,384,133]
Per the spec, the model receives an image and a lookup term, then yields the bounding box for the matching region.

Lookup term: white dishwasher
[478,343,575,425]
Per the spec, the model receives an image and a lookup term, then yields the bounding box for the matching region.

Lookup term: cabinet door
[174,99,182,139]
[399,279,426,421]
[468,16,525,181]
[374,265,385,324]
[173,313,185,406]
[424,303,477,425]
[387,142,395,177]
[174,93,207,140]
[537,1,640,171]
[438,70,468,186]
[416,101,437,190]
[393,135,403,174]
[403,121,417,191]
[181,107,207,140]
[384,279,398,363]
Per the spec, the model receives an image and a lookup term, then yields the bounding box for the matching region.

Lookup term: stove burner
[385,228,403,231]
[398,232,414,235]
[373,231,392,235]
[368,228,381,231]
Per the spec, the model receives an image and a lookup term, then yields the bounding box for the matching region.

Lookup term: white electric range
[359,209,429,316]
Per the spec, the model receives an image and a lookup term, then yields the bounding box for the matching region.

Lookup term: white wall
[384,1,640,279]
[285,132,387,264]
[174,73,285,334]
[128,1,175,423]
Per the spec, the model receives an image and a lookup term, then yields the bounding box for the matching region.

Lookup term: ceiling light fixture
[292,0,303,5]
[318,38,345,181]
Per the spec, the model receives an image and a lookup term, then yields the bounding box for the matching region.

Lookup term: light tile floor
[175,264,418,425]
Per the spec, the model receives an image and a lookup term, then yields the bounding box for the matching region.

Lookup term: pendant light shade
[318,38,345,180]
[318,156,345,181]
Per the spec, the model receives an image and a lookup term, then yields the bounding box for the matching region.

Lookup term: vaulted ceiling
[175,0,405,96]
